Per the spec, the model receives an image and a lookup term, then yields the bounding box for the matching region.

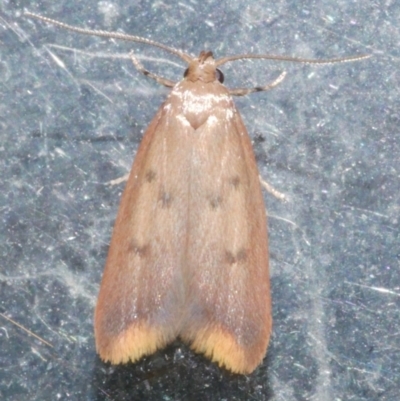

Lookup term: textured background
[1,1,398,400]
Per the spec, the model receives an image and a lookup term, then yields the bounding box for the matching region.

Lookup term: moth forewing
[180,102,271,374]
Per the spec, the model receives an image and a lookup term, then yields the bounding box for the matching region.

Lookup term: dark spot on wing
[128,239,150,258]
[159,191,173,208]
[209,195,223,209]
[145,170,157,182]
[229,175,241,189]
[236,248,247,262]
[224,248,248,265]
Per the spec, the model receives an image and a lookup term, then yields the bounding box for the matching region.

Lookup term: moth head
[184,51,224,84]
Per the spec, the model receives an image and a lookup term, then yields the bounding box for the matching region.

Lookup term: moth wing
[181,105,271,374]
[94,100,192,364]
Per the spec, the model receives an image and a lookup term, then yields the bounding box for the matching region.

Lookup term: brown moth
[26,12,370,374]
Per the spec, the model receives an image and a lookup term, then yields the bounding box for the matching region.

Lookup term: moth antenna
[216,53,371,67]
[220,54,370,96]
[25,12,193,63]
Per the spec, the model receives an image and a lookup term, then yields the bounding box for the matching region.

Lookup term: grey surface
[0,0,398,400]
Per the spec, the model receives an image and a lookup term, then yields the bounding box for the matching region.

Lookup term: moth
[26,12,369,374]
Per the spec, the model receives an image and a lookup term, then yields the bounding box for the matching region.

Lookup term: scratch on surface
[0,312,54,348]
[31,346,48,361]
[43,45,76,82]
[268,214,311,246]
[303,18,372,55]
[80,79,114,103]
[45,47,67,69]
[343,204,389,219]
[0,265,94,303]
[345,281,400,297]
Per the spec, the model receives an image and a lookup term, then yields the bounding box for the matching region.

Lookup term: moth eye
[184,68,189,78]
[216,69,224,83]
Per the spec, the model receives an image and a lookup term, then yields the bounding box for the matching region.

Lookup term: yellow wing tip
[187,327,266,375]
[95,323,167,364]
[95,322,268,373]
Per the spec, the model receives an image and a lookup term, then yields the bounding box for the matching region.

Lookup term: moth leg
[229,71,286,96]
[259,175,287,201]
[130,51,177,88]
[106,173,130,187]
